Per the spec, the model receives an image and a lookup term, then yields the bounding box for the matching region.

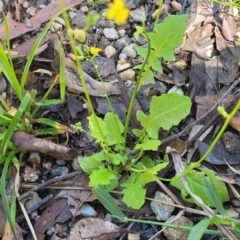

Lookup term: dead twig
[19,171,81,201]
[16,194,53,222]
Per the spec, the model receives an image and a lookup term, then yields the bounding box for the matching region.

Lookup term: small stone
[79,203,97,217]
[72,9,86,29]
[68,11,77,20]
[51,166,69,176]
[51,22,63,32]
[118,29,126,37]
[150,191,175,220]
[28,152,41,164]
[130,7,146,23]
[163,216,193,240]
[55,17,65,26]
[117,60,135,81]
[168,86,184,95]
[171,0,182,11]
[26,6,36,16]
[23,166,39,182]
[104,45,116,58]
[43,162,52,170]
[114,37,129,50]
[119,53,127,60]
[231,199,240,207]
[25,18,33,28]
[23,1,29,8]
[81,6,89,13]
[152,4,170,19]
[103,28,119,40]
[226,209,239,219]
[122,43,137,58]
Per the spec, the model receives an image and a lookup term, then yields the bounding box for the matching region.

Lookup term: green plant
[58,4,191,210]
[0,6,76,237]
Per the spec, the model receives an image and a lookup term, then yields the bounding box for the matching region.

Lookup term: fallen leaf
[2,222,23,240]
[230,116,240,132]
[67,95,83,118]
[34,198,67,240]
[198,140,240,165]
[65,58,121,96]
[69,218,121,240]
[11,131,78,160]
[0,0,84,40]
[222,6,235,41]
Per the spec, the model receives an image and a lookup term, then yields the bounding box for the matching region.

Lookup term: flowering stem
[123,29,151,142]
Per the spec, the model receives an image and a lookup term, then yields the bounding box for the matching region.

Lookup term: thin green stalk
[1,151,18,240]
[58,0,110,155]
[32,75,59,117]
[154,0,164,28]
[123,30,151,142]
[122,217,222,236]
[89,59,124,153]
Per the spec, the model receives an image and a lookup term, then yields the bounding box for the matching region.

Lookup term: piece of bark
[11,131,78,160]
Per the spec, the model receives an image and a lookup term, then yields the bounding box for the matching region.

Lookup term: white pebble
[104,45,116,58]
[118,29,126,37]
[122,43,137,58]
[103,28,119,40]
[119,53,127,60]
[117,60,135,81]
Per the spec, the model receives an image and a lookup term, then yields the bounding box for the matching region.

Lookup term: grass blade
[1,151,18,239]
[188,218,211,240]
[93,185,125,220]
[203,178,227,216]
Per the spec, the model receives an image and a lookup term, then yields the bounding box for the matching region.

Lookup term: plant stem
[121,217,222,236]
[123,30,151,142]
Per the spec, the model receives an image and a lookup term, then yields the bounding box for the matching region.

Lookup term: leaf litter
[1,0,240,238]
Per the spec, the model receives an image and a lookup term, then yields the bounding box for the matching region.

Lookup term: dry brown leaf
[0,0,84,40]
[69,218,121,240]
[230,116,240,132]
[11,131,78,160]
[34,198,67,240]
[2,222,23,240]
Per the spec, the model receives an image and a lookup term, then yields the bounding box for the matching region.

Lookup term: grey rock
[150,191,175,221]
[226,209,239,219]
[72,9,86,29]
[122,43,137,57]
[231,199,240,207]
[119,53,128,60]
[99,36,111,50]
[163,216,193,240]
[98,19,115,28]
[130,7,146,23]
[114,37,130,50]
[103,28,119,40]
[51,166,69,176]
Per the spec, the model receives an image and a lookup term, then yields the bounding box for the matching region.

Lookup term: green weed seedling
[66,14,192,209]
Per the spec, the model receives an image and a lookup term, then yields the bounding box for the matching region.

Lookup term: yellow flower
[107,0,130,25]
[90,47,101,55]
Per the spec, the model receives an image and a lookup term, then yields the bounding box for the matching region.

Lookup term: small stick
[19,171,81,201]
[17,194,53,222]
